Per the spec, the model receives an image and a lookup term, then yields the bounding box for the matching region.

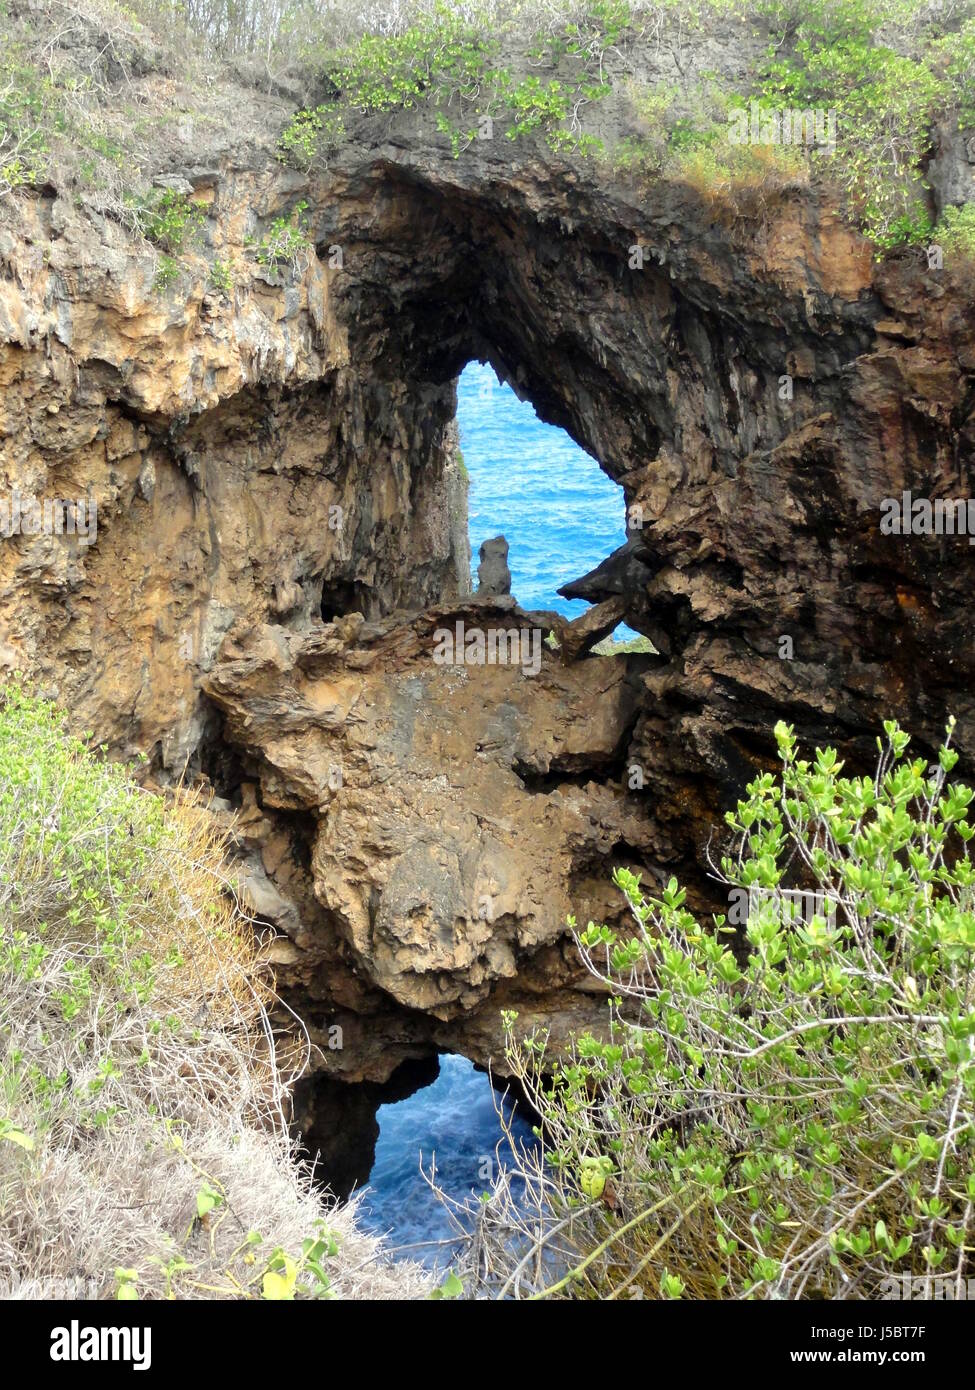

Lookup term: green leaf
[430,1269,464,1300]
[0,1127,34,1151]
[196,1183,223,1219]
[262,1256,298,1301]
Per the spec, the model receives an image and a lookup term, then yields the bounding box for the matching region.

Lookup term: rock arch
[2,127,974,1081]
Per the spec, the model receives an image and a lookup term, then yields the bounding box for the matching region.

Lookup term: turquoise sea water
[458,360,636,637]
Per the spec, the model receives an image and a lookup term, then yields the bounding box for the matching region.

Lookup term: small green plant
[936,203,975,266]
[277,107,346,171]
[502,75,571,140]
[253,201,311,282]
[208,257,234,298]
[139,189,206,255]
[153,254,181,293]
[0,1118,33,1151]
[435,111,477,158]
[429,1269,464,1300]
[547,128,605,158]
[261,1224,338,1300]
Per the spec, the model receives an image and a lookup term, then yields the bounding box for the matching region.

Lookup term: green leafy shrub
[323,0,621,154]
[936,202,975,266]
[329,4,501,115]
[208,256,234,298]
[457,716,975,1299]
[152,253,182,292]
[0,686,427,1300]
[934,16,975,130]
[609,3,974,252]
[134,189,207,292]
[138,188,206,254]
[252,200,312,282]
[752,0,964,247]
[0,56,52,195]
[277,106,347,171]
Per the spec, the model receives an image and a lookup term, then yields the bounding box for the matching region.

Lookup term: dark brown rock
[558,595,628,662]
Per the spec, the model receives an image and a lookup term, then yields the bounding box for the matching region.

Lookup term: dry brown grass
[674,140,809,228]
[0,686,428,1300]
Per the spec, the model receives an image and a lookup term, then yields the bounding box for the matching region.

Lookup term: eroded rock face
[0,173,469,769]
[202,598,654,1074]
[2,87,974,1083]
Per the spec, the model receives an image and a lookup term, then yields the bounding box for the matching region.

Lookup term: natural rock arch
[2,119,974,1084]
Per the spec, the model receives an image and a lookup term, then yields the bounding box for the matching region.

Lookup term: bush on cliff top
[452,717,975,1299]
[0,685,426,1300]
[3,1,975,262]
[272,0,975,252]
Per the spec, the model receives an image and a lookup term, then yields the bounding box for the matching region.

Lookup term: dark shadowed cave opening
[294,1055,441,1205]
[320,577,374,624]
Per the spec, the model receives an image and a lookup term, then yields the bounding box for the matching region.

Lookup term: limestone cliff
[2,49,975,1091]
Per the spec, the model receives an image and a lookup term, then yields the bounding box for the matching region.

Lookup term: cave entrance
[353,1053,538,1269]
[296,1054,539,1271]
[457,362,639,643]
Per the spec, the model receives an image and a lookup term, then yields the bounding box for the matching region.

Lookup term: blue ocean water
[457,361,636,638]
[355,1054,537,1270]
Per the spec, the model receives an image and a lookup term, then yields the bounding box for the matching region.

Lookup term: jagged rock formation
[476,535,511,596]
[2,72,974,1091]
[203,596,654,1077]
